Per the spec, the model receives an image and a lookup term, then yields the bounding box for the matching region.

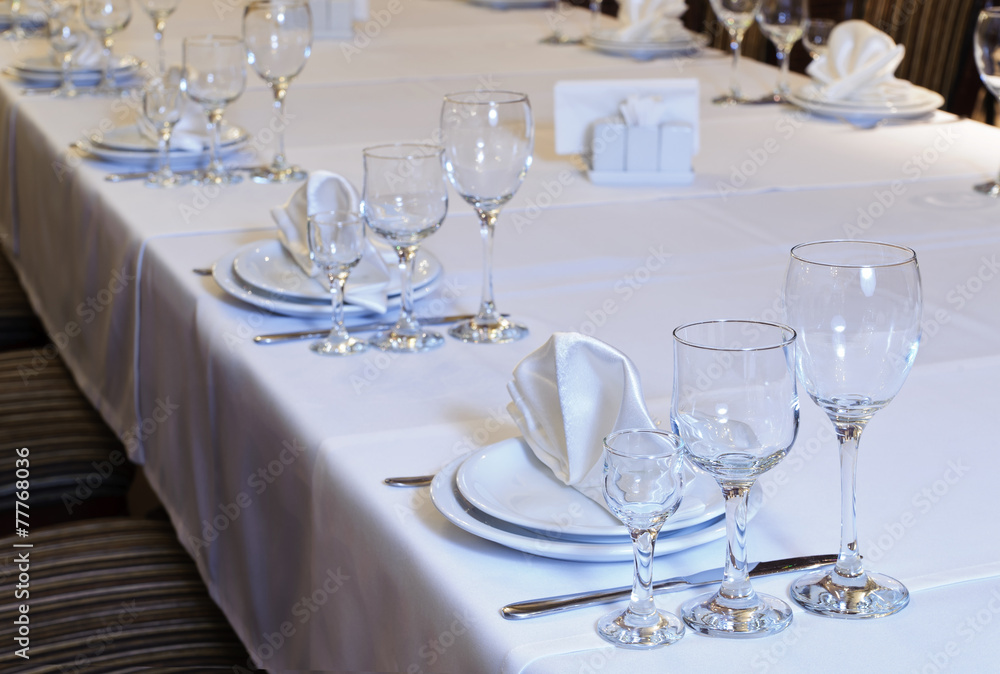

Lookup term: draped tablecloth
[2,1,999,671]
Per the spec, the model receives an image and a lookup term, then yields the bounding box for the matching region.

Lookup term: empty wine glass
[598,429,687,649]
[243,0,312,184]
[755,0,808,103]
[362,144,449,353]
[672,320,799,637]
[784,240,921,619]
[803,17,834,60]
[440,90,533,344]
[709,0,764,104]
[139,0,181,75]
[182,35,247,185]
[308,211,368,356]
[143,68,189,188]
[48,2,81,98]
[81,0,132,97]
[974,8,1000,196]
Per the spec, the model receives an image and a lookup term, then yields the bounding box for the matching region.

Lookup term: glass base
[250,165,307,184]
[681,591,792,638]
[51,86,78,99]
[310,336,368,356]
[449,316,527,344]
[200,169,243,186]
[790,569,909,619]
[146,172,192,189]
[712,93,758,106]
[370,328,444,353]
[597,606,684,649]
[974,180,1000,197]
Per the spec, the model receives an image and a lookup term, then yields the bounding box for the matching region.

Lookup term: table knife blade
[254,314,498,344]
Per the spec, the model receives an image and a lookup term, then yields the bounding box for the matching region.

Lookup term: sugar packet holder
[309,0,371,40]
[553,79,699,186]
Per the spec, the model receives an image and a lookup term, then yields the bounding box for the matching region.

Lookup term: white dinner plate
[456,437,723,539]
[12,55,140,86]
[231,239,442,303]
[583,29,708,60]
[89,122,245,154]
[788,83,945,123]
[74,125,249,171]
[212,244,441,318]
[431,454,728,562]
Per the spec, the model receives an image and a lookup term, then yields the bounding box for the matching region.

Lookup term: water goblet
[139,0,181,75]
[784,240,921,619]
[440,90,533,344]
[803,17,834,60]
[974,8,1000,196]
[709,0,764,104]
[182,35,247,186]
[143,68,189,188]
[81,0,132,97]
[671,320,798,637]
[48,2,81,98]
[307,211,368,356]
[362,144,449,353]
[243,0,312,184]
[755,0,808,103]
[598,429,687,649]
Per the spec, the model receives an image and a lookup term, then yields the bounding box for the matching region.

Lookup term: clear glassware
[784,240,921,619]
[709,0,764,104]
[182,35,247,186]
[143,68,190,188]
[440,90,533,344]
[755,0,808,103]
[48,2,81,98]
[81,0,132,97]
[362,144,449,353]
[2,0,25,40]
[243,0,312,184]
[671,319,799,637]
[139,0,181,75]
[307,210,368,356]
[598,429,687,649]
[974,9,1000,196]
[803,17,834,60]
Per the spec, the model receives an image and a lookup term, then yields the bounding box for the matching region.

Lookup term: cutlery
[383,475,435,487]
[254,314,506,344]
[500,553,837,620]
[105,167,256,183]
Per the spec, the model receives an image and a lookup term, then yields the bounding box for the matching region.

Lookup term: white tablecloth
[2,1,999,671]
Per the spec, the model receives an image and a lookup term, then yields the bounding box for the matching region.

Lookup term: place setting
[584,0,708,60]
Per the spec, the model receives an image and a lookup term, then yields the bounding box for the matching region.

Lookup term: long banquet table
[3,1,1000,671]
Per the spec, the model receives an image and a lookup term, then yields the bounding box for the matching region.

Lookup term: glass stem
[101,37,114,92]
[394,245,420,333]
[717,482,757,607]
[271,81,289,170]
[777,46,792,94]
[474,207,501,324]
[833,421,868,584]
[729,29,745,98]
[60,51,73,94]
[157,127,171,177]
[154,20,166,74]
[627,527,659,621]
[328,268,350,340]
[207,108,223,173]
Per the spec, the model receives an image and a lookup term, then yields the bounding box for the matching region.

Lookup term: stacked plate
[788,83,945,125]
[430,437,729,562]
[583,28,708,61]
[11,54,140,87]
[75,121,249,171]
[212,239,443,318]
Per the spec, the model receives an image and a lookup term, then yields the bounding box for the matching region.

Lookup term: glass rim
[790,239,917,269]
[442,90,529,105]
[603,428,686,459]
[362,143,445,160]
[672,319,796,352]
[183,35,244,47]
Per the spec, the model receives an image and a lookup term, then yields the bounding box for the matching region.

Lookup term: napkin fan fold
[806,20,911,102]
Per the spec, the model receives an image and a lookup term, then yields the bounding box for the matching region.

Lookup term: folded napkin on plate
[270,171,391,313]
[615,0,688,43]
[506,332,658,508]
[806,20,912,102]
[137,99,213,153]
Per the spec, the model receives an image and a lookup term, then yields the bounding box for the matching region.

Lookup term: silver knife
[254,314,490,344]
[500,553,837,620]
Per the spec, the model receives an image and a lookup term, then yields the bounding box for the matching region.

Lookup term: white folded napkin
[619,93,673,127]
[506,332,658,508]
[806,20,912,103]
[615,0,688,43]
[270,171,391,313]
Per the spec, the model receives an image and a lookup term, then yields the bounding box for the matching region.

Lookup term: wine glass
[81,0,132,97]
[598,429,687,649]
[974,8,1000,196]
[803,17,835,60]
[709,0,764,104]
[243,0,312,184]
[671,320,799,637]
[182,35,247,185]
[755,0,808,103]
[2,0,25,40]
[307,211,368,356]
[362,144,449,353]
[143,68,189,188]
[139,0,181,75]
[48,2,81,98]
[440,90,533,344]
[784,240,921,619]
